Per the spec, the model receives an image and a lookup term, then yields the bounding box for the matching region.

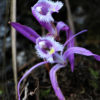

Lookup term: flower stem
[10,0,17,99]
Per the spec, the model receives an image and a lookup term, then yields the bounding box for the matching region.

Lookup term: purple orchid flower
[31,0,63,34]
[32,0,63,22]
[11,22,100,100]
[35,36,63,63]
[10,1,100,100]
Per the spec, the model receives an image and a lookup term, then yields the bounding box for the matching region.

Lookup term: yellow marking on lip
[52,8,56,11]
[49,48,55,54]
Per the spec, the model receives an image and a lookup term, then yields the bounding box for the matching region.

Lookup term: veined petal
[63,47,100,62]
[10,22,40,43]
[18,61,48,100]
[49,64,65,100]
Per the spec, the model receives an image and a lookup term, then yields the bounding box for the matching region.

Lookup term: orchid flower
[31,0,63,34]
[10,0,100,100]
[32,0,63,22]
[35,36,63,63]
[11,21,100,100]
[10,22,65,100]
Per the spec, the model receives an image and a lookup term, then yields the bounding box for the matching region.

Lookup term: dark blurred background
[0,0,100,100]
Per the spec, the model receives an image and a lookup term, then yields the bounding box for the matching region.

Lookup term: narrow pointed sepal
[17,61,48,100]
[10,22,40,43]
[49,64,65,100]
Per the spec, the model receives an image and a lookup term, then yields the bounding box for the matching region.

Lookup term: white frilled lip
[35,36,64,63]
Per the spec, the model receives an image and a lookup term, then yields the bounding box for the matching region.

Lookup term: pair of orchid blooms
[10,0,100,100]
